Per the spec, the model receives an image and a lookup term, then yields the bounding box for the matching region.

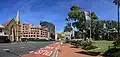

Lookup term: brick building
[21,23,49,39]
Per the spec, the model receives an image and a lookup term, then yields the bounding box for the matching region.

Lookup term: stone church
[2,11,21,42]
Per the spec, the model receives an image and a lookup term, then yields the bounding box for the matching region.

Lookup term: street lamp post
[113,0,120,39]
[117,1,120,39]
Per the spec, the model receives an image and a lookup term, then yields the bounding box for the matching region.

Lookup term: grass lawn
[88,40,114,52]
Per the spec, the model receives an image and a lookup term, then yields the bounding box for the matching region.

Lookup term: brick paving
[59,44,102,57]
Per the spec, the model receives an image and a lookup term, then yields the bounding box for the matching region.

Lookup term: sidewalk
[59,44,102,57]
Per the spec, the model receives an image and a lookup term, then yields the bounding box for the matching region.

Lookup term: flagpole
[90,11,92,39]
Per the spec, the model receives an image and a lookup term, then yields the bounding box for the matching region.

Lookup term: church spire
[16,10,20,24]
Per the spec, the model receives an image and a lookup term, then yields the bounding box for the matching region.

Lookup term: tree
[66,5,98,39]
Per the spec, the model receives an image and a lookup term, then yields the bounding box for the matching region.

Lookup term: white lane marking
[21,47,25,48]
[3,49,10,51]
[0,44,31,47]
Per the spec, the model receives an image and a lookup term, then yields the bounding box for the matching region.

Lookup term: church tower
[15,10,21,42]
[16,10,20,24]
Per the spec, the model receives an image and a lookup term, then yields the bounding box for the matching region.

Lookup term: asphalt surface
[0,41,54,57]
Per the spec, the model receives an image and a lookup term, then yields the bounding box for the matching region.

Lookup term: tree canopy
[64,5,118,40]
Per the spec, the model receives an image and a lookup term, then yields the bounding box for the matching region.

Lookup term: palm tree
[113,0,120,39]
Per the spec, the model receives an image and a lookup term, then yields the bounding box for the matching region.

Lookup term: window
[0,29,2,32]
[37,33,39,34]
[37,35,39,37]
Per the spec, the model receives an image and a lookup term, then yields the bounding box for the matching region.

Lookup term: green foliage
[65,5,99,39]
[26,38,51,41]
[81,41,97,50]
[65,5,118,41]
[89,40,114,52]
[82,45,98,50]
[104,48,120,57]
[71,40,82,48]
[113,51,120,57]
[90,12,98,20]
[66,5,86,31]
[70,5,80,11]
[71,40,97,50]
[113,40,120,47]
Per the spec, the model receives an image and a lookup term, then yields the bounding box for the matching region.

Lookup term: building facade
[1,11,51,42]
[0,24,8,42]
[2,11,21,42]
[21,23,49,39]
[40,21,55,39]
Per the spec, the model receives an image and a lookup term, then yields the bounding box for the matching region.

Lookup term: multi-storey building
[21,23,49,39]
[1,11,50,42]
[40,21,55,39]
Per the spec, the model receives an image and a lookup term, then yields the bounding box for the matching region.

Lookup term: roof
[2,20,10,27]
[0,24,4,28]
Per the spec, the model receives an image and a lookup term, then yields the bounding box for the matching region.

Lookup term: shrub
[74,40,82,48]
[113,51,120,57]
[70,40,97,49]
[104,48,120,57]
[113,41,120,47]
[71,41,77,45]
[71,40,82,48]
[32,38,49,41]
[81,41,97,50]
[82,41,92,47]
[66,39,70,43]
[82,45,97,50]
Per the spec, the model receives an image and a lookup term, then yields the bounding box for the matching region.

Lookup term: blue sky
[0,0,118,33]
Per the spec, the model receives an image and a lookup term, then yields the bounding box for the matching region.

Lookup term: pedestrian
[25,39,27,43]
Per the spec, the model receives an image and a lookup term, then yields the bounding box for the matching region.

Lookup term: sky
[0,0,118,33]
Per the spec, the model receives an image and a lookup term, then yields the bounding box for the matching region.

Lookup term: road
[0,41,54,57]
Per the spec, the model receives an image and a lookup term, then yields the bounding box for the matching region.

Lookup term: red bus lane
[21,42,60,57]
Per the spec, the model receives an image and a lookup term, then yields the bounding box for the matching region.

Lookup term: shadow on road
[76,51,101,56]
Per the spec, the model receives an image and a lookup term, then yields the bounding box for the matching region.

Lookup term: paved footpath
[59,44,102,57]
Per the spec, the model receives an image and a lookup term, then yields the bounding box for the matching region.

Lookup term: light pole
[117,1,120,39]
[113,0,120,39]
